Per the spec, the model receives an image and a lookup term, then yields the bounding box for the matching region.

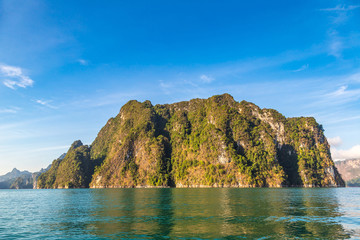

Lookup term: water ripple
[0,188,359,239]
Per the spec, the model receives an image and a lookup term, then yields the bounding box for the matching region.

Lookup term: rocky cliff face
[335,159,360,186]
[38,94,345,188]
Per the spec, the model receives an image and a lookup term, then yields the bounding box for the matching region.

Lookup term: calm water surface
[0,188,360,239]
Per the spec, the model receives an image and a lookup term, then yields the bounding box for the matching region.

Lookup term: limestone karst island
[37,94,345,189]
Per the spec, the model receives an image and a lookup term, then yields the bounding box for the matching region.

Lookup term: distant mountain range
[0,168,30,182]
[335,159,360,187]
[0,154,64,189]
[0,168,34,189]
[0,168,32,189]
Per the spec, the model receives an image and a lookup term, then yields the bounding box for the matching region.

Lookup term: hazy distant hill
[0,168,30,182]
[37,94,344,189]
[0,168,32,189]
[335,159,360,187]
[0,154,63,189]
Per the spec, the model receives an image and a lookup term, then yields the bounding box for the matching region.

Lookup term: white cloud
[200,74,214,83]
[327,30,344,57]
[328,136,343,147]
[36,100,47,105]
[321,5,360,12]
[325,115,360,124]
[293,64,309,72]
[35,99,57,109]
[321,3,359,55]
[333,85,348,96]
[321,5,360,24]
[78,59,88,66]
[0,64,34,89]
[325,31,360,58]
[0,109,16,113]
[323,85,360,105]
[0,107,21,114]
[306,71,360,111]
[331,145,360,160]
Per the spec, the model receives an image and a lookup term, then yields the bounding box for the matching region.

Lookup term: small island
[37,94,345,189]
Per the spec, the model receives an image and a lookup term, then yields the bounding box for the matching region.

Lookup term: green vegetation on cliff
[37,141,94,188]
[38,94,345,188]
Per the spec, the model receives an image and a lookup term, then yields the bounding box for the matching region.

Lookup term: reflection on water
[90,188,175,238]
[0,188,359,239]
[87,188,351,239]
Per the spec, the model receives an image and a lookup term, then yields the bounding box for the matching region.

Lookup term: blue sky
[1,0,360,174]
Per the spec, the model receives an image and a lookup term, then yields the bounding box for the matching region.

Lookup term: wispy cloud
[292,64,309,72]
[320,5,360,12]
[0,107,20,114]
[329,40,342,57]
[324,31,360,59]
[77,59,88,66]
[0,64,34,89]
[325,85,360,104]
[34,99,57,109]
[331,85,347,97]
[321,5,360,24]
[156,52,316,97]
[308,73,360,109]
[324,115,360,125]
[327,30,344,57]
[320,3,360,57]
[200,74,214,83]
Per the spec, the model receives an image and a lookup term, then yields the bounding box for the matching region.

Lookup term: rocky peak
[70,140,83,150]
[11,168,20,174]
[210,93,236,106]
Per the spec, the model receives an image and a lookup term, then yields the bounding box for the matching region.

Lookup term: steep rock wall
[38,94,345,188]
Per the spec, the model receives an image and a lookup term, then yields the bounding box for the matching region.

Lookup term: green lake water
[0,188,359,239]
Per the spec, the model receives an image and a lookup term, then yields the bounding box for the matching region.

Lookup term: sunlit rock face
[37,94,345,188]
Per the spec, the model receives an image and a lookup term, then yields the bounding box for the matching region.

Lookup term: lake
[0,188,359,239]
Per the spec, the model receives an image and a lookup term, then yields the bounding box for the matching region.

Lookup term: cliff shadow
[154,112,175,187]
[277,144,302,186]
